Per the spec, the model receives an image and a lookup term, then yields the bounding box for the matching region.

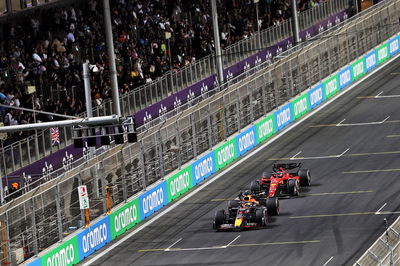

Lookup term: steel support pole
[30,198,38,255]
[83,63,95,159]
[190,114,197,158]
[103,0,121,117]
[211,0,224,87]
[139,140,147,189]
[207,104,213,149]
[55,185,63,241]
[292,0,300,45]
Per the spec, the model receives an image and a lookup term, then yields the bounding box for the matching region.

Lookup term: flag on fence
[50,127,60,146]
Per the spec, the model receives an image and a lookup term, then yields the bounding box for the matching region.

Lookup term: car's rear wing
[272,163,302,172]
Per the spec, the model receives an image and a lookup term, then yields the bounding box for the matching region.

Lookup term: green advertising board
[291,93,310,120]
[351,58,365,80]
[166,165,193,201]
[377,43,389,64]
[215,138,237,171]
[323,75,339,99]
[110,198,141,239]
[40,237,79,266]
[255,114,276,143]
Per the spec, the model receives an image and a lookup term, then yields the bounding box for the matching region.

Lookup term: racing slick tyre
[266,197,279,216]
[256,208,268,227]
[258,198,267,206]
[214,209,226,229]
[228,200,240,209]
[298,169,311,186]
[250,181,260,193]
[287,179,299,196]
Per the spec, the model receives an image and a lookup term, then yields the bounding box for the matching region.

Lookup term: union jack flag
[50,127,60,146]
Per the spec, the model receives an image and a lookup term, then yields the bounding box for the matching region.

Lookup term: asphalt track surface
[84,58,400,266]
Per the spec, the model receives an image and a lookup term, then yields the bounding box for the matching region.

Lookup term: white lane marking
[375,91,383,98]
[337,116,390,127]
[337,148,350,158]
[376,211,400,215]
[381,116,391,123]
[223,235,241,248]
[290,151,302,160]
[322,256,334,266]
[336,119,346,126]
[167,246,224,251]
[375,203,387,214]
[82,51,400,265]
[165,238,182,251]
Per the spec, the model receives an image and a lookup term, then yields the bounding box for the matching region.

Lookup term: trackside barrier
[25,30,400,266]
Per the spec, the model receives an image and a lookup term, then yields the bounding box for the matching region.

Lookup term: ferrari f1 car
[250,163,311,198]
[213,199,268,231]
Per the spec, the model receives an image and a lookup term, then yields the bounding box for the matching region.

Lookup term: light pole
[291,0,300,45]
[211,0,224,88]
[254,0,262,50]
[102,0,121,117]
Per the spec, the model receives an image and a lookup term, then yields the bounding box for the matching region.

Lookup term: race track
[83,57,400,266]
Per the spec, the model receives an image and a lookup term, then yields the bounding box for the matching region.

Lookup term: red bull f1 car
[213,199,268,231]
[250,163,311,199]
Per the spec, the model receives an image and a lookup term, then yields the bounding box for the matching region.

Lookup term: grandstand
[0,0,375,264]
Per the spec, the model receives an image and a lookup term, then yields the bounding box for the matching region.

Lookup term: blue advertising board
[389,36,400,56]
[275,103,293,131]
[365,50,377,72]
[236,126,257,157]
[338,66,352,89]
[77,217,112,260]
[192,151,216,185]
[138,181,168,219]
[308,83,324,109]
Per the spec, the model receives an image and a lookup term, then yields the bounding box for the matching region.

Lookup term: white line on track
[337,148,350,158]
[82,51,400,266]
[223,235,241,248]
[375,91,383,98]
[165,238,182,251]
[290,151,302,160]
[336,116,390,127]
[322,256,334,266]
[336,119,346,126]
[375,203,387,214]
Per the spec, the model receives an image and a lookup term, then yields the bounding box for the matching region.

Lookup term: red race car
[250,163,311,199]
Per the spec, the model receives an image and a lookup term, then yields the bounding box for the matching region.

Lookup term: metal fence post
[139,140,147,189]
[55,185,63,242]
[207,104,213,149]
[97,162,108,214]
[175,120,182,169]
[30,198,38,255]
[236,93,242,131]
[190,113,198,158]
[247,84,255,123]
[117,150,128,202]
[157,131,165,179]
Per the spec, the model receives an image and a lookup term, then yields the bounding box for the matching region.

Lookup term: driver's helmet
[242,193,257,203]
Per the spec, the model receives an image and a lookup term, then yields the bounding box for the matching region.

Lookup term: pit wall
[25,33,400,266]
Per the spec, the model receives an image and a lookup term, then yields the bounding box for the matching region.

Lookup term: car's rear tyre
[258,198,267,206]
[266,197,279,216]
[298,169,311,186]
[250,181,260,193]
[256,208,267,226]
[214,209,225,229]
[228,200,240,209]
[288,179,299,196]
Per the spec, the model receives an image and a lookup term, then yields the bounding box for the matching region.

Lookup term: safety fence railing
[355,217,400,265]
[0,0,349,181]
[0,0,399,264]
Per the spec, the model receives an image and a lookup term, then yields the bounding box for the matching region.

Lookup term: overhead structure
[211,0,224,87]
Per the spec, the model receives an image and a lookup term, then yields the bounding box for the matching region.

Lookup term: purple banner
[4,10,348,189]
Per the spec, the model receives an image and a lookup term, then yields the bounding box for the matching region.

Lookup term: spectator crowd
[0,0,323,146]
